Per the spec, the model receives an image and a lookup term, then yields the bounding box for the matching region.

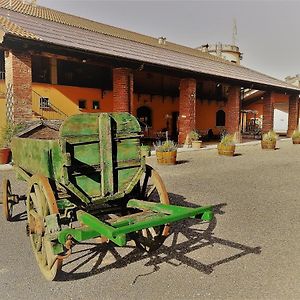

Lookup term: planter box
[261,140,276,149]
[0,148,11,164]
[156,150,177,165]
[217,144,235,156]
[191,141,202,149]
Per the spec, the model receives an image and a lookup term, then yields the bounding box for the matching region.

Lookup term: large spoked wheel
[133,165,170,252]
[26,175,62,281]
[2,178,13,221]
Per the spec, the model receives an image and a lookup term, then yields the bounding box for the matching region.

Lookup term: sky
[37,0,300,81]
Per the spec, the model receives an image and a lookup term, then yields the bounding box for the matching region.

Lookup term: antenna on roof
[232,17,238,46]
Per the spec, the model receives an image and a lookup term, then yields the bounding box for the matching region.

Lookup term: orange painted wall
[196,100,225,134]
[32,83,228,137]
[32,83,113,116]
[133,94,179,137]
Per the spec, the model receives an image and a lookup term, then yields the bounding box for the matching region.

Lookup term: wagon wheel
[26,175,62,281]
[133,164,170,252]
[2,178,14,221]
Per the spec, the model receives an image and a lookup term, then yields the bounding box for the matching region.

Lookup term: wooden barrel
[292,138,300,144]
[156,150,177,165]
[217,144,235,156]
[261,140,276,149]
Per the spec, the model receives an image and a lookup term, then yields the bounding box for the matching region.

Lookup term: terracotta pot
[261,140,276,149]
[0,148,11,164]
[217,144,235,156]
[156,150,177,165]
[292,137,300,144]
[191,141,202,149]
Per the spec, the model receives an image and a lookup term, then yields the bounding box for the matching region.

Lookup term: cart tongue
[73,200,213,247]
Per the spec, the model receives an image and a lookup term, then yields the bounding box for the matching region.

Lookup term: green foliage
[189,130,201,141]
[0,122,24,148]
[219,133,235,146]
[292,129,300,139]
[262,130,277,142]
[154,140,177,152]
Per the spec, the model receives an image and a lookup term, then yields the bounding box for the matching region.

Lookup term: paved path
[0,139,299,300]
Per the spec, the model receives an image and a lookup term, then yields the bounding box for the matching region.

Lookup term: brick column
[178,78,196,144]
[262,92,275,134]
[5,50,32,123]
[226,86,241,140]
[287,94,299,137]
[113,68,133,113]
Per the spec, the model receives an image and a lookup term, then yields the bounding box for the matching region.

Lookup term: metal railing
[32,90,68,120]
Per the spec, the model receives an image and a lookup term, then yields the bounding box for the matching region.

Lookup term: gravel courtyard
[0,139,299,300]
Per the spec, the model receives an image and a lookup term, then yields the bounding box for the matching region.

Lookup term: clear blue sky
[38,0,300,80]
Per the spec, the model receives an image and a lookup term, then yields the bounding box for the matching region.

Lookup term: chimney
[158,37,167,45]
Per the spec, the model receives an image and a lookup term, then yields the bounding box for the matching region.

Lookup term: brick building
[0,0,299,143]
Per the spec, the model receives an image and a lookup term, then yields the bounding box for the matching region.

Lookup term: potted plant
[292,129,300,144]
[217,133,236,156]
[154,140,177,165]
[0,122,23,164]
[140,144,151,157]
[189,130,202,149]
[261,130,277,149]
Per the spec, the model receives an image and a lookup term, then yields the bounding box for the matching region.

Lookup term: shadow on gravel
[57,193,261,282]
[176,160,189,165]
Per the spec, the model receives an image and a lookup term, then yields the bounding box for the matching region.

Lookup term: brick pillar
[226,86,241,140]
[5,50,32,123]
[113,68,133,113]
[178,78,196,144]
[287,94,299,137]
[262,92,275,134]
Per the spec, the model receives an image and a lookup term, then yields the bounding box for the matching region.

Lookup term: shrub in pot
[292,129,300,144]
[261,130,277,150]
[217,134,236,156]
[155,140,177,165]
[189,130,202,149]
[140,144,151,157]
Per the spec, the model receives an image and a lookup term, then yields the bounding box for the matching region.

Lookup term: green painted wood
[99,114,114,196]
[57,201,213,247]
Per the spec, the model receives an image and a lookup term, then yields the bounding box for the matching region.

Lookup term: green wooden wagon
[1,113,213,280]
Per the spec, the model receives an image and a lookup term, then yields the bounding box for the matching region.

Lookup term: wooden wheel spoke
[26,175,61,281]
[134,165,170,252]
[146,184,156,199]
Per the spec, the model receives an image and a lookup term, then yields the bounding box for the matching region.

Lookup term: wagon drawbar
[1,112,213,281]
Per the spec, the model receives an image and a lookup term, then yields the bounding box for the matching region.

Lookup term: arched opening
[216,109,226,126]
[137,106,152,128]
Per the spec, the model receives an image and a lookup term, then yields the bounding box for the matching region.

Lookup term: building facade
[0,0,299,143]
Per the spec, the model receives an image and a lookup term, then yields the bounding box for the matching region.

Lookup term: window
[40,97,50,109]
[78,99,86,109]
[92,100,100,110]
[216,110,226,126]
[32,56,51,83]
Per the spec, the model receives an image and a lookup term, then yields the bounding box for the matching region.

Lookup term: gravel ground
[0,139,299,300]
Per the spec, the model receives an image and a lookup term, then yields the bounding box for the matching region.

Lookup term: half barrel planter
[156,150,177,165]
[292,137,300,144]
[191,141,202,149]
[217,144,235,156]
[261,140,276,150]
